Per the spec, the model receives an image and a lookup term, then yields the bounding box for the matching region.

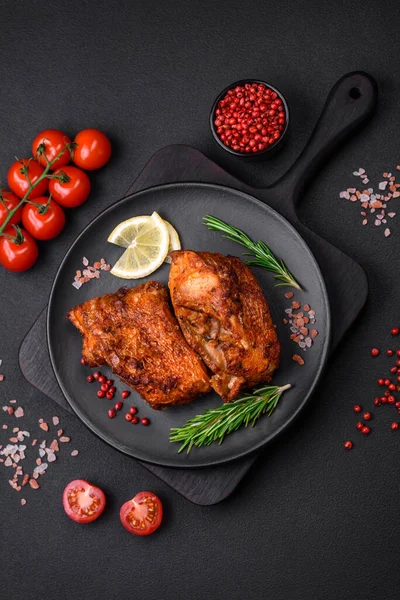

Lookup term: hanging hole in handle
[349,87,362,99]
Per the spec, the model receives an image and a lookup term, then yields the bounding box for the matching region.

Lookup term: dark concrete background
[1,1,400,599]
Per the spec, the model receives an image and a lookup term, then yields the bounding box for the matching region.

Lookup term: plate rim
[47,181,331,468]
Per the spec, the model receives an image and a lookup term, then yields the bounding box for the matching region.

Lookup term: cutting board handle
[270,72,377,204]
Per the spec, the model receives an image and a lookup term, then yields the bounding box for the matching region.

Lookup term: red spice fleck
[387,350,394,356]
[284,292,294,299]
[391,328,399,336]
[131,416,139,424]
[353,405,362,413]
[344,441,353,450]
[141,418,150,426]
[356,422,364,430]
[29,479,40,489]
[121,390,130,399]
[388,395,395,404]
[129,406,137,415]
[374,397,381,406]
[125,413,133,422]
[363,412,372,420]
[391,422,399,430]
[361,426,371,435]
[371,348,379,357]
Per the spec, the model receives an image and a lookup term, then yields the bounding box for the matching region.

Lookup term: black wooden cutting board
[19,71,376,504]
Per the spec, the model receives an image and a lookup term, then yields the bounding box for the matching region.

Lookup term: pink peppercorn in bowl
[210,79,289,159]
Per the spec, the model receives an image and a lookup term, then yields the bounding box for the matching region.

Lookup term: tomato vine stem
[0,143,75,238]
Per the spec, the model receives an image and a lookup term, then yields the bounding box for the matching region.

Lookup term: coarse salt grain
[71,450,79,457]
[14,407,24,418]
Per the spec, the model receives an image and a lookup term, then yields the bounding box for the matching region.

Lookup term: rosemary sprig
[203,215,301,290]
[170,383,291,453]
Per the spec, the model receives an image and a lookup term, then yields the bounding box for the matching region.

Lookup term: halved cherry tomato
[48,166,91,208]
[62,479,106,524]
[0,227,38,272]
[0,190,22,227]
[120,491,163,536]
[7,159,48,200]
[32,129,72,171]
[73,128,112,170]
[22,196,66,240]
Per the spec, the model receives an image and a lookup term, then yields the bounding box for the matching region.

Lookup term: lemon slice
[108,215,181,262]
[110,212,170,279]
[164,221,181,263]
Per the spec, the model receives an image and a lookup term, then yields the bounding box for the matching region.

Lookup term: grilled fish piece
[169,251,280,401]
[67,281,211,410]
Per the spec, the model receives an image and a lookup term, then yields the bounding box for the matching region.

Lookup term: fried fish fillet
[169,251,280,401]
[67,281,211,410]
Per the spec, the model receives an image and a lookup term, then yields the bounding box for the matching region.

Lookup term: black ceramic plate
[47,182,330,468]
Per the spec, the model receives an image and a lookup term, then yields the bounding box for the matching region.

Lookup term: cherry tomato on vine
[32,129,72,171]
[0,190,22,227]
[7,159,48,200]
[48,166,91,208]
[22,196,66,241]
[0,227,39,272]
[120,491,163,536]
[62,479,106,524]
[73,129,112,170]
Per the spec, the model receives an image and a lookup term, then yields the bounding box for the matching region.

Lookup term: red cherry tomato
[62,479,106,524]
[0,190,22,227]
[48,166,91,208]
[32,129,72,171]
[0,227,39,272]
[73,128,112,170]
[22,196,66,240]
[120,491,163,536]
[7,159,48,199]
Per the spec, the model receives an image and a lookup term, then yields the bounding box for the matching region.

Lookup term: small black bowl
[209,78,290,159]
